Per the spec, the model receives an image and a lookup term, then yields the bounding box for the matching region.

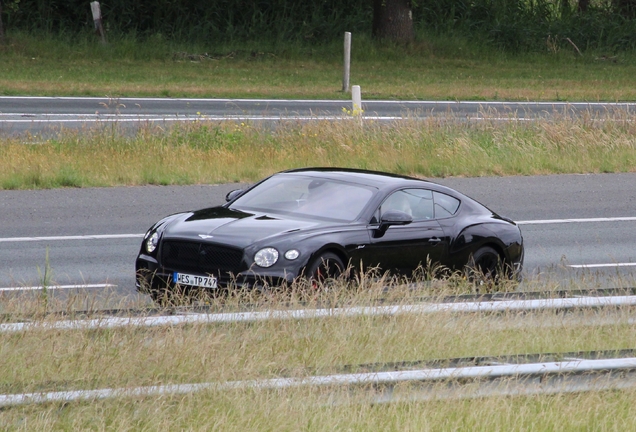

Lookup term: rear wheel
[466,246,502,285]
[306,252,345,287]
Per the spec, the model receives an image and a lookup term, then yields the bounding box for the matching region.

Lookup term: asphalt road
[1,173,635,304]
[2,96,636,136]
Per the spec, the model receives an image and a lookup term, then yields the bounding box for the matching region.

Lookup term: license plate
[173,272,217,288]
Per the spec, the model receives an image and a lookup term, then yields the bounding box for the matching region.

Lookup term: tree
[372,0,414,43]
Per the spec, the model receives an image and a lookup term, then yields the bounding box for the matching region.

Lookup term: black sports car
[136,168,523,296]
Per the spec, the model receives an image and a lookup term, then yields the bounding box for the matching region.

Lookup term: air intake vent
[161,240,244,276]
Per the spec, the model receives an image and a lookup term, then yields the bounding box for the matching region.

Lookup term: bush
[3,0,636,52]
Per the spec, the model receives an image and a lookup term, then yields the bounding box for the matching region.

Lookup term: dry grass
[3,387,636,430]
[3,111,636,189]
[2,295,636,428]
[4,307,635,392]
[2,274,636,428]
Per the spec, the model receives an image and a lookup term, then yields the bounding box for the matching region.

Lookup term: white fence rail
[3,294,636,333]
[3,357,636,407]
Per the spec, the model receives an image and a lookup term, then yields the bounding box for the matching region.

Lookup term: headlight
[254,247,279,267]
[284,249,300,260]
[146,232,159,254]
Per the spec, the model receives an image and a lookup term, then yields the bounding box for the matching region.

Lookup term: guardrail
[3,350,636,407]
[3,293,636,333]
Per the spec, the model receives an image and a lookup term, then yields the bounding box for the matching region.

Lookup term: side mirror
[375,210,412,237]
[225,189,244,202]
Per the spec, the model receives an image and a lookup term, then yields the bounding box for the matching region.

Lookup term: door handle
[428,237,442,244]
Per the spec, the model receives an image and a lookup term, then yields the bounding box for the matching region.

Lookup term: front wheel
[305,252,345,287]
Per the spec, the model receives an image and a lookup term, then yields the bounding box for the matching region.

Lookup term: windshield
[229,174,376,222]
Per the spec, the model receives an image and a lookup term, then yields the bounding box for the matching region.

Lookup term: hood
[161,206,331,248]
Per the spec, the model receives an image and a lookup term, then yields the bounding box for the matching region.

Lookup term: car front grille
[160,240,245,276]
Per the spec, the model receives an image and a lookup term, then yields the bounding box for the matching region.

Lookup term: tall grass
[2,278,636,428]
[5,308,636,392]
[2,112,636,190]
[4,389,636,430]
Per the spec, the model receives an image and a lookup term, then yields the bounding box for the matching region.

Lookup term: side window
[433,192,460,218]
[379,189,434,221]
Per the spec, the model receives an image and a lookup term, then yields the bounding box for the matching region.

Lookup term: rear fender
[450,224,510,265]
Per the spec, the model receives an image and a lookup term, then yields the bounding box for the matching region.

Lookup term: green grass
[2,32,636,101]
[2,114,636,189]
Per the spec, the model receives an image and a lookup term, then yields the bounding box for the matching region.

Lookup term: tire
[466,246,502,284]
[305,252,345,286]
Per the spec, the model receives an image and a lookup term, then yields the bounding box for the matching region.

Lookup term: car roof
[280,167,436,189]
[277,168,488,213]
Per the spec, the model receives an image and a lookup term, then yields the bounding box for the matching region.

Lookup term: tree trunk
[578,0,590,12]
[372,0,414,43]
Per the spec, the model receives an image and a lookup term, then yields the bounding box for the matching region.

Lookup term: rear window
[433,192,460,218]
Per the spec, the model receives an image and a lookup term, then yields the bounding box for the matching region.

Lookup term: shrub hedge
[2,0,636,51]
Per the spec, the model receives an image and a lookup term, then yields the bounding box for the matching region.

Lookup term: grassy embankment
[2,284,636,429]
[0,116,636,189]
[2,34,636,189]
[2,114,636,189]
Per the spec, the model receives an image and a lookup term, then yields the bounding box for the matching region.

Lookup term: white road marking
[0,283,114,292]
[0,234,143,242]
[0,115,403,123]
[2,357,636,407]
[568,263,636,269]
[2,96,636,106]
[517,216,636,225]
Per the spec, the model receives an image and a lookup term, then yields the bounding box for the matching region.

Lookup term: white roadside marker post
[343,32,351,92]
[352,85,362,116]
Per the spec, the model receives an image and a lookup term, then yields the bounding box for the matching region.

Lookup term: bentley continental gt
[136,168,524,298]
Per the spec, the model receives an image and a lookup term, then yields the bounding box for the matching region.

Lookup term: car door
[360,189,448,275]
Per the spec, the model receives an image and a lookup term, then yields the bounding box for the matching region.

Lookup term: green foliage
[416,0,636,52]
[2,0,372,44]
[3,0,636,52]
[6,0,356,43]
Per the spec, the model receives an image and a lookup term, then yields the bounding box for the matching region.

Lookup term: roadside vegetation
[2,23,636,190]
[1,32,636,101]
[2,112,636,189]
[4,389,636,430]
[2,278,636,429]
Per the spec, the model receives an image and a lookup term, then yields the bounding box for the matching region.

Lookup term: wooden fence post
[90,1,106,44]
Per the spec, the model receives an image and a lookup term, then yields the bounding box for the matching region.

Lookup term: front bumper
[135,253,298,293]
